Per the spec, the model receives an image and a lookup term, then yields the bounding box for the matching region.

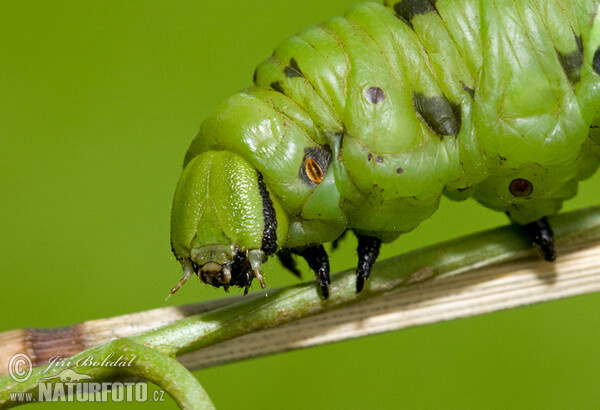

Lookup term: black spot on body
[368,153,373,161]
[396,167,404,174]
[393,0,437,28]
[284,58,303,78]
[375,156,384,163]
[366,87,386,103]
[556,34,584,85]
[461,81,475,98]
[413,91,461,136]
[270,81,284,94]
[299,146,332,186]
[593,47,600,75]
[509,178,533,197]
[576,34,583,52]
[257,172,278,255]
[253,68,258,83]
[333,131,344,152]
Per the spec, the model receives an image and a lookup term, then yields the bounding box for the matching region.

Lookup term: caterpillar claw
[248,249,267,289]
[167,259,195,300]
[298,245,330,299]
[356,275,366,294]
[355,234,382,293]
[319,279,330,299]
[519,217,556,262]
[254,270,266,289]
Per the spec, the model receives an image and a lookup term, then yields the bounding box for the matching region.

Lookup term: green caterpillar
[170,0,600,298]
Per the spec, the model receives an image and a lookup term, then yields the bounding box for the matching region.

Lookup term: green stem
[0,339,214,409]
[130,206,600,355]
[111,339,214,409]
[1,206,599,408]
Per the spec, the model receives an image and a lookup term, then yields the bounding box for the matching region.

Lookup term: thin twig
[1,206,600,407]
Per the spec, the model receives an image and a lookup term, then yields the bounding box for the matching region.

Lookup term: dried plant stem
[1,206,600,408]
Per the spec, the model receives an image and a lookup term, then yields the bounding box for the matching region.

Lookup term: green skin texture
[171,0,600,287]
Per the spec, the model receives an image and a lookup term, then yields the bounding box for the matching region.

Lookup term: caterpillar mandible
[170,0,600,298]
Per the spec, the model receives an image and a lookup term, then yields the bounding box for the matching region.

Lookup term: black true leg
[355,234,382,293]
[277,250,302,278]
[518,217,556,262]
[298,245,330,299]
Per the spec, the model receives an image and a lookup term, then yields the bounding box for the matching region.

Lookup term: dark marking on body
[284,58,303,78]
[253,68,258,83]
[461,81,475,98]
[368,153,373,161]
[412,91,461,136]
[375,156,384,163]
[366,87,386,104]
[229,250,254,293]
[556,34,584,85]
[593,47,600,75]
[299,146,332,186]
[334,131,344,151]
[393,0,438,29]
[270,81,284,94]
[509,178,533,197]
[396,167,404,174]
[257,172,278,255]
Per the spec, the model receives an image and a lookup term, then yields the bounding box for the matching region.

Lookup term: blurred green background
[2,1,600,408]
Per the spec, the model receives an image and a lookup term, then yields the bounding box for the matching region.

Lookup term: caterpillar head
[170,151,288,295]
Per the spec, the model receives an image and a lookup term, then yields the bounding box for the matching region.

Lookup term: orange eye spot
[305,158,324,184]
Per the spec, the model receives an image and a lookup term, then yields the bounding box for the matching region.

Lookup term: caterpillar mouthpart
[168,247,267,299]
[198,262,233,291]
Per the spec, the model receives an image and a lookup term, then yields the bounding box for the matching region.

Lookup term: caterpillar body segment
[171,0,600,297]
